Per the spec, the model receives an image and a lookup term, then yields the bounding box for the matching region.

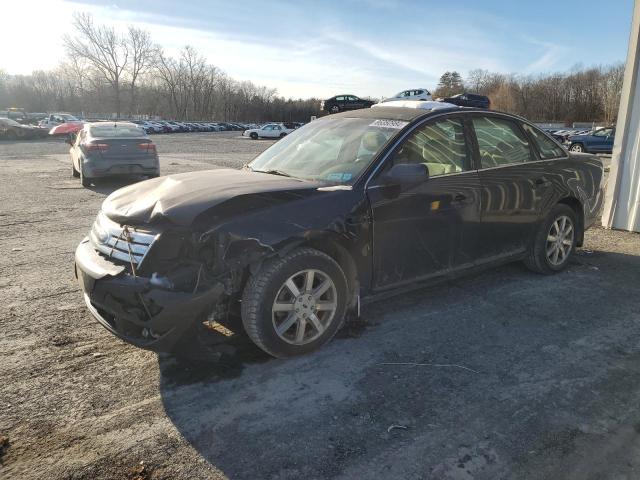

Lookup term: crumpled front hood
[102,168,320,226]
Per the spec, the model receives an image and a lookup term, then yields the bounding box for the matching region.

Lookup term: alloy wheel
[546,215,574,266]
[271,269,337,345]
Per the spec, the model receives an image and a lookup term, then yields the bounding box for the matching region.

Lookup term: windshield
[249,117,403,184]
[61,114,79,121]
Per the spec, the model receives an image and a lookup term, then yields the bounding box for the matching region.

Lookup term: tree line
[434,65,624,125]
[0,12,626,125]
[0,13,320,122]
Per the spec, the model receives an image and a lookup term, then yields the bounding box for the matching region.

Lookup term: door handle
[452,194,467,204]
[535,178,551,187]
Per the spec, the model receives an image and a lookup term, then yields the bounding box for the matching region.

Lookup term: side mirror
[382,163,429,184]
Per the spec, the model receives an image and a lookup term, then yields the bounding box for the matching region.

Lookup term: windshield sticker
[369,119,409,130]
[326,172,353,182]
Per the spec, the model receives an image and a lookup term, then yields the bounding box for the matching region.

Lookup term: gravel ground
[1,133,639,480]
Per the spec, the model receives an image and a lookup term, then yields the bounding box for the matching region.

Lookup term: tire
[80,166,91,187]
[241,247,348,358]
[569,143,585,153]
[250,132,258,140]
[279,132,287,138]
[5,130,17,141]
[72,163,80,178]
[524,204,578,274]
[330,105,340,114]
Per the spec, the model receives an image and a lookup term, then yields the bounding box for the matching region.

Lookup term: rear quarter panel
[545,153,604,230]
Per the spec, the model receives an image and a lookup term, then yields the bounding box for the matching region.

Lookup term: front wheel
[72,163,80,178]
[330,105,340,114]
[241,247,348,358]
[250,132,258,140]
[524,204,577,274]
[569,143,585,153]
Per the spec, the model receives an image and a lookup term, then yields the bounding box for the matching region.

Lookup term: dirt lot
[1,133,640,480]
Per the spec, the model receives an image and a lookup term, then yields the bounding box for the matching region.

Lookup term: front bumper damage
[74,237,225,352]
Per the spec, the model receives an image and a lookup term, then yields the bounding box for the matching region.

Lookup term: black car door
[470,114,557,262]
[366,115,482,289]
[348,96,364,110]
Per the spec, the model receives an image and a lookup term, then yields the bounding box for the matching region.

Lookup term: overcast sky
[2,0,634,98]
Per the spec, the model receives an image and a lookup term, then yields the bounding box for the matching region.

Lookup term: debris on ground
[126,461,149,480]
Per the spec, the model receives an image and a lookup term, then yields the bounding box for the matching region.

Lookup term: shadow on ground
[85,176,150,195]
[158,250,640,480]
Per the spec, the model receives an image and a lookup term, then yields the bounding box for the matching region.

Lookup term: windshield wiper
[253,169,293,178]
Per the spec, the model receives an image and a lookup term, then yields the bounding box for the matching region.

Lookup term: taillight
[85,142,109,152]
[138,143,156,153]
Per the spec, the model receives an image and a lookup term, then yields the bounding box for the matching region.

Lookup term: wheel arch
[557,196,585,247]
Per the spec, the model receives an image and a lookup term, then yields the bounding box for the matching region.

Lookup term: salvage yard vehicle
[39,112,81,130]
[382,88,433,103]
[69,122,159,187]
[0,117,49,140]
[441,93,491,109]
[242,122,294,139]
[568,126,615,153]
[74,104,604,358]
[321,94,375,114]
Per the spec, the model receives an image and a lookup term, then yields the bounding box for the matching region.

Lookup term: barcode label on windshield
[369,119,409,130]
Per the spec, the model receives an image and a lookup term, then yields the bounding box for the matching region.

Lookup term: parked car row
[130,120,247,135]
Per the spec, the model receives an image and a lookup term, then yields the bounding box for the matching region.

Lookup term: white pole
[602,0,640,231]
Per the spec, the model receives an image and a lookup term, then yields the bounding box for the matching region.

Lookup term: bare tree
[63,13,129,117]
[126,27,155,115]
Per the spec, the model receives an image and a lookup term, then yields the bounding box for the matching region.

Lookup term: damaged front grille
[89,212,158,267]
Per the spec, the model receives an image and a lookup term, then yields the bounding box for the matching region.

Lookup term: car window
[472,116,534,168]
[348,96,358,101]
[89,125,145,137]
[335,96,345,101]
[522,123,566,159]
[593,128,613,137]
[388,117,470,177]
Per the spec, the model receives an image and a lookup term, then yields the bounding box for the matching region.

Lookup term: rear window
[89,125,145,137]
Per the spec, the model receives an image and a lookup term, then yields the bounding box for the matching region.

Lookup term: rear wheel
[279,132,287,138]
[72,163,80,178]
[524,204,577,274]
[569,143,585,153]
[80,166,91,187]
[241,247,348,358]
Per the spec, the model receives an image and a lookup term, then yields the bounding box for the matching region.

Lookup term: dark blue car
[568,127,615,154]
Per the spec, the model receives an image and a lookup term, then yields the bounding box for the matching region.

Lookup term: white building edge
[603,0,640,232]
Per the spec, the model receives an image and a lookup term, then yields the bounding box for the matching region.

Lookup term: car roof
[86,121,140,127]
[329,105,459,122]
[329,104,528,124]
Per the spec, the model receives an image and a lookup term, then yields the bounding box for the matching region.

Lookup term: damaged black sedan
[75,104,604,358]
